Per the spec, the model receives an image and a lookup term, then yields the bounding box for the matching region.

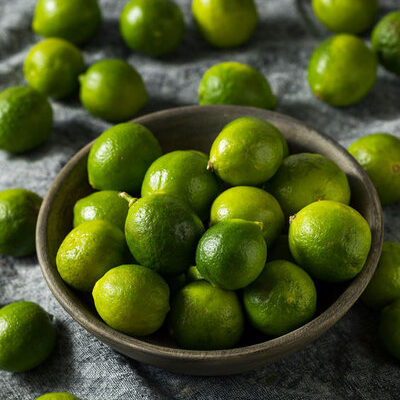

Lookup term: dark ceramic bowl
[36,105,383,376]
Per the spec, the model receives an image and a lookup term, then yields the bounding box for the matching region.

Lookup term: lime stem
[119,192,138,208]
[253,221,264,231]
[207,161,214,171]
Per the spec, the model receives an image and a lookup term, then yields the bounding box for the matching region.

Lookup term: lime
[120,0,185,56]
[308,34,377,106]
[196,219,267,290]
[379,299,400,360]
[0,86,53,153]
[243,260,317,336]
[198,62,277,110]
[87,123,162,195]
[0,189,42,257]
[0,301,56,372]
[264,153,351,217]
[169,281,244,350]
[32,0,101,46]
[210,186,284,246]
[79,59,148,122]
[56,220,130,292]
[348,133,400,205]
[289,200,371,282]
[186,266,204,283]
[268,234,295,263]
[24,38,84,100]
[192,0,258,48]
[36,394,81,400]
[209,117,286,186]
[141,150,220,221]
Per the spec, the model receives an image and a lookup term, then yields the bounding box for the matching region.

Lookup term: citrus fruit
[379,299,400,360]
[186,266,204,283]
[289,200,371,282]
[268,234,295,262]
[36,394,81,400]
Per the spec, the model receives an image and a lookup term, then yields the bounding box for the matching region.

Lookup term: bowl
[36,105,383,376]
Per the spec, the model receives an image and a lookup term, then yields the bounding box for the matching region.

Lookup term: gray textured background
[1,0,400,399]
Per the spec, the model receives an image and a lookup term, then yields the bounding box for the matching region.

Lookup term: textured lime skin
[56,220,130,292]
[196,219,267,290]
[169,281,244,350]
[32,0,101,45]
[120,0,185,56]
[87,123,162,195]
[125,193,204,276]
[36,394,80,400]
[0,86,53,153]
[265,153,351,217]
[312,0,378,34]
[308,34,377,106]
[141,150,220,221]
[348,133,400,205]
[192,0,258,48]
[209,117,286,186]
[268,234,295,263]
[198,62,277,110]
[0,189,42,257]
[372,11,400,75]
[79,59,148,122]
[210,186,284,246]
[93,265,170,336]
[289,200,371,282]
[0,301,57,372]
[362,242,400,310]
[24,38,84,99]
[380,299,400,360]
[243,260,317,336]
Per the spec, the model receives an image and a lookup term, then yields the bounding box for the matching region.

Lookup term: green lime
[24,38,84,100]
[210,186,284,246]
[0,301,56,372]
[308,34,377,106]
[32,0,101,46]
[268,234,295,263]
[312,0,378,34]
[372,11,400,75]
[79,59,148,122]
[186,266,204,283]
[141,150,220,221]
[348,133,400,205]
[123,193,204,276]
[0,189,42,257]
[264,153,351,217]
[93,264,170,336]
[87,123,162,194]
[243,260,317,336]
[362,242,400,310]
[73,190,129,231]
[0,86,53,153]
[196,219,267,290]
[289,200,371,282]
[120,0,185,56]
[56,220,130,292]
[192,0,258,48]
[379,299,400,360]
[36,394,81,400]
[209,117,286,186]
[169,281,244,350]
[198,62,277,110]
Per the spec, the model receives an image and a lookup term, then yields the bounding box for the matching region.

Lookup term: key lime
[379,299,400,360]
[36,394,81,400]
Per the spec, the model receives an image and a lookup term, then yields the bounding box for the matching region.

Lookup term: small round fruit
[210,186,284,246]
[209,117,286,186]
[289,200,372,282]
[243,260,317,336]
[24,38,84,99]
[56,220,130,292]
[32,0,101,45]
[196,219,267,290]
[0,189,42,257]
[265,153,351,217]
[0,301,57,372]
[379,299,400,360]
[169,281,244,350]
[198,62,277,110]
[87,123,162,194]
[308,34,377,106]
[0,86,53,153]
[79,59,148,122]
[120,0,185,56]
[141,150,220,221]
[93,264,170,336]
[36,394,81,400]
[192,0,258,48]
[348,133,400,205]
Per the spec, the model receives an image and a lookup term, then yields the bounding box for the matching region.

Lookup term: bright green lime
[379,299,400,360]
[268,234,295,263]
[36,394,81,400]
